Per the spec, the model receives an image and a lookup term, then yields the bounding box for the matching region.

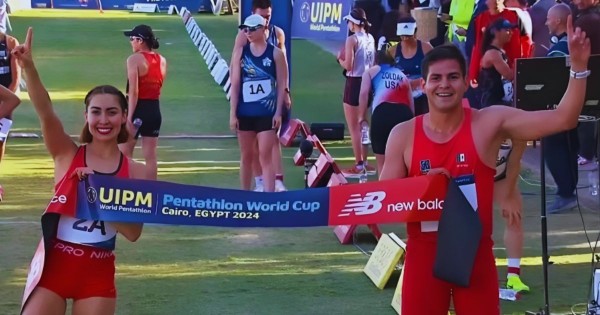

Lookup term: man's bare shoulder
[389,117,416,141]
[273,25,285,36]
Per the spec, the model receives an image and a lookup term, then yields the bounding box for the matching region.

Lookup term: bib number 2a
[242,79,272,103]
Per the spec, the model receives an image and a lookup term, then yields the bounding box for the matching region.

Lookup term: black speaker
[310,123,345,141]
[515,55,600,117]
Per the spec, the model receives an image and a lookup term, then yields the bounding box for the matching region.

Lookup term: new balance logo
[338,191,386,217]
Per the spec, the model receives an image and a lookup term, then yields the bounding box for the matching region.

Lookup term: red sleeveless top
[138,51,164,100]
[54,146,130,191]
[407,108,495,244]
[48,146,130,250]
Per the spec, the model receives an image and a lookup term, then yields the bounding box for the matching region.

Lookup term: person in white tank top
[337,8,376,176]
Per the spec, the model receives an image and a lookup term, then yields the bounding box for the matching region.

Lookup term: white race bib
[56,215,117,247]
[502,79,514,103]
[0,117,12,141]
[242,79,272,103]
[421,175,478,232]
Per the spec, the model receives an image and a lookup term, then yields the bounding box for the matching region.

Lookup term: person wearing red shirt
[469,0,532,85]
[120,25,167,180]
[380,18,590,313]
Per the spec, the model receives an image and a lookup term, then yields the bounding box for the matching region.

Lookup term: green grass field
[1,9,599,315]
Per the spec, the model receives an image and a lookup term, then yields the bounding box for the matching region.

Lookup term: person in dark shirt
[573,0,600,54]
[541,3,581,214]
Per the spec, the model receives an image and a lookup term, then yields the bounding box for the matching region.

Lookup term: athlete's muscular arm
[273,47,288,129]
[275,26,286,53]
[11,28,77,173]
[494,17,590,141]
[273,26,292,109]
[112,160,146,242]
[357,68,374,123]
[0,84,20,119]
[126,54,140,122]
[379,122,412,180]
[339,35,357,72]
[229,46,243,130]
[229,31,248,71]
[7,36,20,93]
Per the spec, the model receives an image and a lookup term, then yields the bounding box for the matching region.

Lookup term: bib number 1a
[242,79,272,103]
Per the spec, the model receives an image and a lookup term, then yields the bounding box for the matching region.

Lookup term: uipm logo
[338,191,386,217]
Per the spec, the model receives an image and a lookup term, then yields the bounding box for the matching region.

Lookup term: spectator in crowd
[389,16,433,115]
[572,0,599,165]
[573,0,600,54]
[468,0,532,85]
[529,0,556,56]
[447,0,476,58]
[465,0,489,62]
[506,0,534,58]
[378,10,402,51]
[542,3,581,213]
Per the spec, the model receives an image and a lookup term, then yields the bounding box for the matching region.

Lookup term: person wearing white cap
[337,7,376,177]
[230,0,290,192]
[389,16,433,116]
[229,14,288,193]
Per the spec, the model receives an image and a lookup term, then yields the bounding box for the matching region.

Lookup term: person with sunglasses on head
[230,0,290,192]
[14,28,148,315]
[338,7,376,178]
[229,14,288,193]
[120,24,167,180]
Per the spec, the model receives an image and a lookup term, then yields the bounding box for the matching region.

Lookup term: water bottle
[360,121,371,145]
[133,118,143,129]
[359,166,368,184]
[499,288,519,301]
[589,170,599,196]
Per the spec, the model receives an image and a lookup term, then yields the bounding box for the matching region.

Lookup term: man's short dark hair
[421,44,467,79]
[252,0,272,10]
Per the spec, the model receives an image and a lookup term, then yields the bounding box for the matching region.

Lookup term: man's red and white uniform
[402,108,499,315]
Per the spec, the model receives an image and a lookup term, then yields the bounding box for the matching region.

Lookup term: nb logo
[338,191,386,217]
